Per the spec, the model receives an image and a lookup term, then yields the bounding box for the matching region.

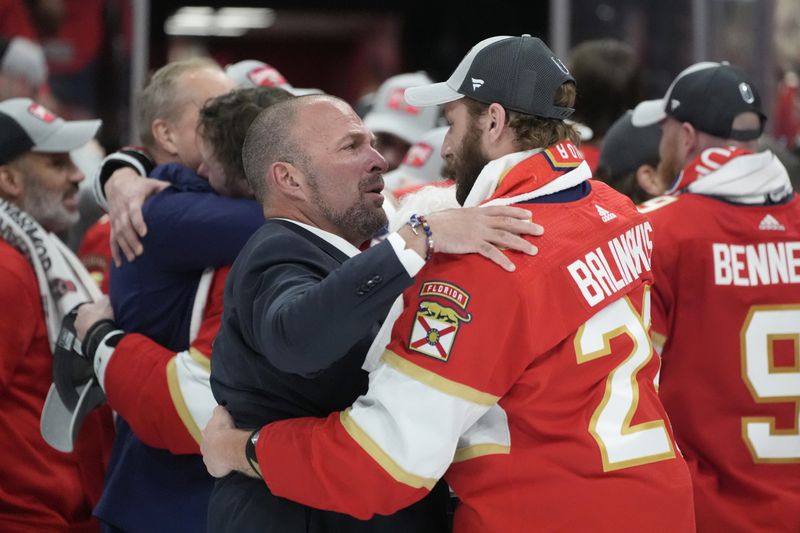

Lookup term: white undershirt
[278,218,425,277]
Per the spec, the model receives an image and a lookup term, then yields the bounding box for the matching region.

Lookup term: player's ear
[636,164,665,197]
[485,103,509,143]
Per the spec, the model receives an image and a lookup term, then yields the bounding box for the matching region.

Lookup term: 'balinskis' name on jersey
[712,242,800,286]
[567,222,653,307]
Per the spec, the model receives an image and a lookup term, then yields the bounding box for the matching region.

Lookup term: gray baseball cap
[405,35,575,120]
[0,98,101,164]
[363,72,440,145]
[225,60,322,96]
[383,126,448,192]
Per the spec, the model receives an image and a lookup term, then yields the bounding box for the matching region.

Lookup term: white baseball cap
[364,72,440,145]
[383,126,448,192]
[0,98,101,164]
[1,36,48,88]
[225,60,322,96]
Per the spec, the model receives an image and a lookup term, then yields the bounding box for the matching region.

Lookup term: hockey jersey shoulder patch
[408,281,472,362]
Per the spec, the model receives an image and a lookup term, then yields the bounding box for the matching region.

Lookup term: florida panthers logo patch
[409,281,472,362]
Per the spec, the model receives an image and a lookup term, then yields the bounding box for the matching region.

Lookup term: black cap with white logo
[405,35,575,120]
[631,61,765,141]
[0,98,101,165]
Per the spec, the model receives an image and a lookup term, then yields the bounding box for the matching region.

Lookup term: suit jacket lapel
[268,219,350,264]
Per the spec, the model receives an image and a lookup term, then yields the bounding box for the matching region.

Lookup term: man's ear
[269,162,306,201]
[485,103,509,143]
[635,163,665,197]
[483,102,518,158]
[0,163,24,201]
[680,121,699,159]
[152,118,179,157]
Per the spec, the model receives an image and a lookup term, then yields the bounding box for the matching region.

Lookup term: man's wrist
[81,320,121,358]
[397,223,429,260]
[245,428,263,479]
[408,214,434,260]
[98,147,154,198]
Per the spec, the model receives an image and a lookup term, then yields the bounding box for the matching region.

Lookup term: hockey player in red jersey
[633,61,800,532]
[201,35,695,532]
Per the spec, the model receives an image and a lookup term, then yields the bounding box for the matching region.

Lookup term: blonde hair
[136,57,220,150]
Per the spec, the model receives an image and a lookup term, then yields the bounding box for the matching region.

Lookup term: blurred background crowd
[2,2,799,531]
[1,0,799,157]
[0,0,798,264]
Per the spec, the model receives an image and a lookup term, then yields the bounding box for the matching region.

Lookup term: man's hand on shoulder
[106,168,170,266]
[397,205,544,272]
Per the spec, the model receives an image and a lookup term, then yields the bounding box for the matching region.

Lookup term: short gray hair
[136,57,220,150]
[242,94,336,202]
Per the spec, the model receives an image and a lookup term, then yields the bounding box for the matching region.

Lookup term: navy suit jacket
[99,164,264,533]
[210,219,449,533]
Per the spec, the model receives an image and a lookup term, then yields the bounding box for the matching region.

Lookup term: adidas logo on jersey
[595,204,617,222]
[758,214,785,231]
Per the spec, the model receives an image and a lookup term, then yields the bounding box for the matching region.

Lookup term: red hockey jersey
[257,145,695,532]
[642,190,800,533]
[0,241,113,532]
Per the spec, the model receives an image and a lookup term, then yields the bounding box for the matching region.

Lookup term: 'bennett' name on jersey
[566,221,653,307]
[712,241,800,286]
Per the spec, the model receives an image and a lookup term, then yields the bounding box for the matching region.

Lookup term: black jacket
[210,219,449,533]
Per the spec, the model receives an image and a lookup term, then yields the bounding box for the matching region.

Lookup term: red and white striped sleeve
[99,267,228,454]
[256,264,523,519]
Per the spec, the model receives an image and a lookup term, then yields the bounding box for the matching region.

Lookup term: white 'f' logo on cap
[739,82,755,104]
[471,78,484,91]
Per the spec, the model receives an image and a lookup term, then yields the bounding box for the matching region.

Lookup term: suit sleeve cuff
[386,232,425,277]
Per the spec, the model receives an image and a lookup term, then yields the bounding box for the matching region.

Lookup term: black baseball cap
[599,110,661,180]
[405,35,575,120]
[0,98,100,165]
[631,61,765,141]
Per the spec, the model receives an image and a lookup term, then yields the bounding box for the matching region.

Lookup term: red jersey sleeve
[258,255,531,519]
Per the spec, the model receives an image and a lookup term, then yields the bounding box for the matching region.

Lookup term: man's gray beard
[307,173,387,243]
[21,182,78,233]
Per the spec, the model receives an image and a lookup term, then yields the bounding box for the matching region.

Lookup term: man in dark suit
[208,94,542,532]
